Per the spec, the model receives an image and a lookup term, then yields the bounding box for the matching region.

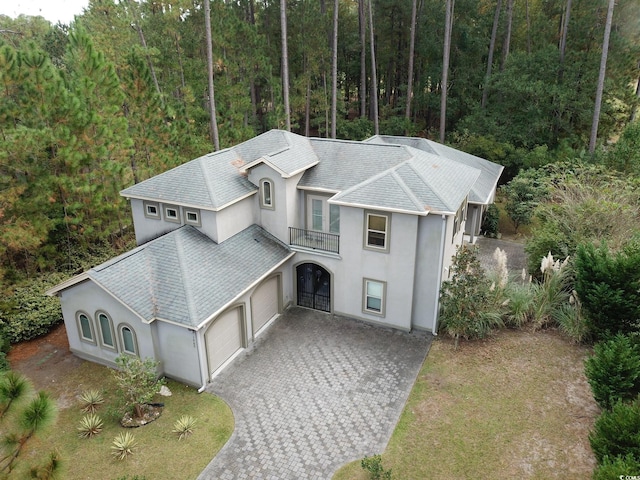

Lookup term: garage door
[251,276,279,335]
[205,307,243,377]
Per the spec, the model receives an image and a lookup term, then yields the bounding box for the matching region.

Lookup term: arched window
[76,312,95,344]
[260,179,274,209]
[96,311,116,350]
[119,325,138,355]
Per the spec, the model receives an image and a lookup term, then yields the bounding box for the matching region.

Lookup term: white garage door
[251,276,279,335]
[205,307,243,377]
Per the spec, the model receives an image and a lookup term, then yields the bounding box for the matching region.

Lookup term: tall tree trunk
[482,0,502,109]
[127,0,163,108]
[305,75,311,136]
[331,0,339,138]
[440,0,454,143]
[630,71,640,122]
[405,0,417,121]
[558,0,572,79]
[367,0,379,135]
[500,0,514,71]
[359,0,367,118]
[281,0,291,131]
[525,0,531,53]
[203,0,220,150]
[589,0,615,154]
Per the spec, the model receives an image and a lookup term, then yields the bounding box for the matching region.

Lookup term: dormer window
[260,179,274,210]
[144,201,160,219]
[164,204,181,223]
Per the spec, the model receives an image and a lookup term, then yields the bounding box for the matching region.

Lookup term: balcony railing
[289,227,340,254]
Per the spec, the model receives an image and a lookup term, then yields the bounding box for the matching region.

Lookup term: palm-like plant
[111,432,137,460]
[172,415,197,440]
[29,450,63,480]
[77,414,104,438]
[79,390,104,414]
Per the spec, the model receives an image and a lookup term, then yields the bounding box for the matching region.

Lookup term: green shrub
[77,414,104,438]
[589,401,640,463]
[79,390,105,414]
[172,414,197,440]
[361,454,392,480]
[529,254,572,330]
[0,274,65,343]
[575,241,640,341]
[593,454,640,479]
[554,301,589,344]
[439,245,504,348]
[480,203,500,238]
[585,335,640,410]
[503,282,534,328]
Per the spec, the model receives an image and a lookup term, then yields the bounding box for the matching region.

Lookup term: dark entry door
[296,263,330,312]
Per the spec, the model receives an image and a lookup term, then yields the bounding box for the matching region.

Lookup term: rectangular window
[164,204,181,223]
[184,208,201,226]
[329,204,340,234]
[143,201,160,219]
[365,212,390,252]
[311,199,323,231]
[363,279,386,316]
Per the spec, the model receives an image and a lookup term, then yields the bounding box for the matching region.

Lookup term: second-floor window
[260,179,274,209]
[164,205,181,223]
[364,211,390,252]
[144,201,160,219]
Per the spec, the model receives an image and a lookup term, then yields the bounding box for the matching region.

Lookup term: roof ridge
[389,167,429,212]
[406,152,462,212]
[198,154,221,208]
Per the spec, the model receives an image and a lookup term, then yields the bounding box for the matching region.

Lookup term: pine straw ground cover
[334,328,599,479]
[8,327,233,480]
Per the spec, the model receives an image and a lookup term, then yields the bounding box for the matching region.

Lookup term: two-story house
[47,130,503,390]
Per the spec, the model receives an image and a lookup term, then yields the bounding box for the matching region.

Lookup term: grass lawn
[10,360,233,480]
[334,328,599,479]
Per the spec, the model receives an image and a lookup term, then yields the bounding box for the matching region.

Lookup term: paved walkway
[198,307,431,480]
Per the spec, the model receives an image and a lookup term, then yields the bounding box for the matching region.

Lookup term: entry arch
[295,262,332,312]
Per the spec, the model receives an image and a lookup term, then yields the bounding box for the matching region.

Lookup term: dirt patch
[7,323,84,401]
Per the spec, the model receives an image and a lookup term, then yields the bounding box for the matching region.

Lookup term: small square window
[163,205,181,223]
[143,201,160,220]
[184,209,201,226]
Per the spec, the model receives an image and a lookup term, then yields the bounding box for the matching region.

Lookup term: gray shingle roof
[89,225,291,328]
[121,149,256,210]
[366,135,504,204]
[329,147,480,214]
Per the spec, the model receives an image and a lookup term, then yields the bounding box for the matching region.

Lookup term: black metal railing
[289,227,339,254]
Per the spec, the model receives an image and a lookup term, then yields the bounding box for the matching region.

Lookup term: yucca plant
[111,432,137,460]
[79,389,104,413]
[172,415,197,440]
[77,414,104,438]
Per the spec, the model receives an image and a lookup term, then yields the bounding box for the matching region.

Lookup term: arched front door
[296,263,330,312]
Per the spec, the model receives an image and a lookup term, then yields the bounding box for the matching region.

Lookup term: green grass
[333,329,598,479]
[14,361,233,480]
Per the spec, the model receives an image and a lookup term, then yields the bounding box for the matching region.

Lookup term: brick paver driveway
[198,307,431,480]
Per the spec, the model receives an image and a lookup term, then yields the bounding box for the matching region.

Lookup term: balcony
[289,227,340,254]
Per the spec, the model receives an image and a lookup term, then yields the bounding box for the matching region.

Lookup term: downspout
[195,329,208,393]
[432,214,447,335]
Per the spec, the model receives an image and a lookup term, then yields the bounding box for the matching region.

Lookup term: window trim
[96,310,117,351]
[259,178,275,210]
[362,278,386,317]
[363,210,390,252]
[118,324,139,356]
[163,204,181,223]
[143,201,160,220]
[184,208,201,227]
[76,311,96,345]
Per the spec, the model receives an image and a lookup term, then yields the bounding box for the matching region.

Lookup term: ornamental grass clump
[172,415,197,440]
[111,432,137,460]
[77,414,104,438]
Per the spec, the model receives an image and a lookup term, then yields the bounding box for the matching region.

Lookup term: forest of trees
[0,0,639,283]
